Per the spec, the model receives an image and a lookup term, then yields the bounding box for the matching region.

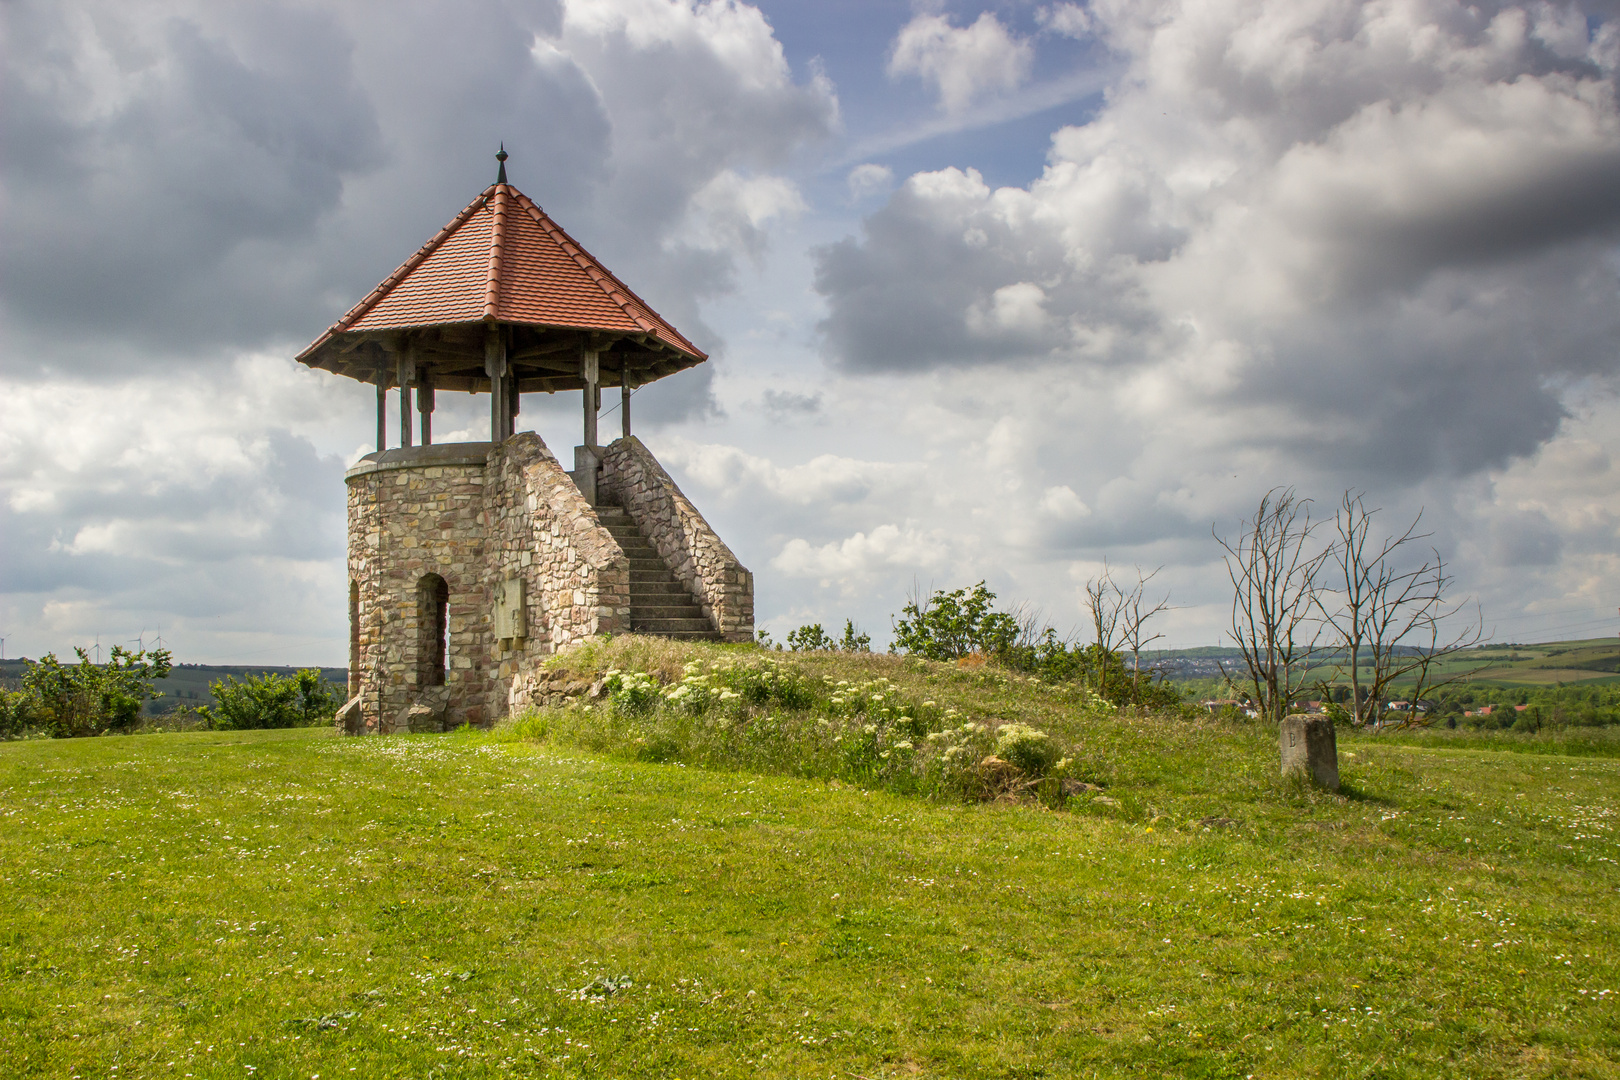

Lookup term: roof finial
[496,143,508,186]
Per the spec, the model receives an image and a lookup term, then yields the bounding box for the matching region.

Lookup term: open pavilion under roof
[297,148,706,450]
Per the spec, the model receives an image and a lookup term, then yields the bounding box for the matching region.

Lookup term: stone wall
[344,433,629,734]
[492,435,628,715]
[347,444,495,734]
[598,435,754,642]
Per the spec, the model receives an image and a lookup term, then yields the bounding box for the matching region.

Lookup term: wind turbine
[0,630,9,662]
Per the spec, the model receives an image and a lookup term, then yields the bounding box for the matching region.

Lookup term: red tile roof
[297,182,705,366]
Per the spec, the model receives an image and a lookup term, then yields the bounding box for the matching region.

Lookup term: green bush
[202,669,338,730]
[838,620,872,653]
[21,647,173,738]
[994,723,1060,774]
[782,620,872,653]
[603,669,662,717]
[786,624,834,651]
[0,688,37,739]
[892,583,1179,709]
[892,582,1019,661]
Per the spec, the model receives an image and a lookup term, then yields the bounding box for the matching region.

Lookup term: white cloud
[1038,485,1092,521]
[1037,3,1092,39]
[847,162,894,201]
[772,525,951,589]
[887,12,1034,115]
[676,169,807,259]
[966,281,1052,338]
[799,0,1620,643]
[0,355,358,660]
[659,439,924,507]
[6,0,1618,661]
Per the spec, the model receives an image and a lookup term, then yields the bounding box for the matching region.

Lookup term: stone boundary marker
[1280,713,1340,791]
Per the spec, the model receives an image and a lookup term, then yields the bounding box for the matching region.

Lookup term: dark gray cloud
[1,3,385,355]
[1,0,834,379]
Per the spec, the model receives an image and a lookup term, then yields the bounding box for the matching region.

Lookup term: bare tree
[1216,488,1331,725]
[1316,493,1487,728]
[1390,556,1486,730]
[1317,492,1432,726]
[1118,566,1171,704]
[1082,563,1126,690]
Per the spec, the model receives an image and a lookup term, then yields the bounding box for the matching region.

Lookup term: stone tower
[298,150,753,735]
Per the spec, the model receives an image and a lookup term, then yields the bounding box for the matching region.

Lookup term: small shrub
[920,723,998,797]
[203,669,338,730]
[786,624,834,652]
[994,723,1060,774]
[838,620,872,653]
[718,658,814,710]
[0,688,38,739]
[603,669,661,717]
[782,621,872,654]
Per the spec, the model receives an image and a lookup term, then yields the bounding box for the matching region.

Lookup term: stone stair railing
[597,436,753,642]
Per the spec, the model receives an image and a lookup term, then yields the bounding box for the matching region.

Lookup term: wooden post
[418,377,435,446]
[485,325,508,443]
[508,372,520,435]
[396,345,414,450]
[581,347,599,449]
[376,379,387,453]
[621,372,632,439]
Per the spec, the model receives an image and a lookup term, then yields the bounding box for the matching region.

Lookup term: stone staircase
[595,503,722,640]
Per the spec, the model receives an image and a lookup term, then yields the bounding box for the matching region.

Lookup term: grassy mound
[1,638,1616,1078]
[503,637,1118,804]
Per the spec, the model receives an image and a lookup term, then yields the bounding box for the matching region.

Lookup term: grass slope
[1,644,1617,1078]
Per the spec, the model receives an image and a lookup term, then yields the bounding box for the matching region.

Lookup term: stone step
[631,617,718,634]
[617,545,661,560]
[631,628,722,637]
[630,580,690,596]
[630,569,680,584]
[633,603,708,620]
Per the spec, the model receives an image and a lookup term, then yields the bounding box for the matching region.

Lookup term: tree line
[0,648,340,739]
[771,486,1500,730]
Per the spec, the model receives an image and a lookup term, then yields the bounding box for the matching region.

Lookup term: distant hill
[1131,637,1620,689]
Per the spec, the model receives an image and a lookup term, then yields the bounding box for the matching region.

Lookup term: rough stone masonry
[341,431,751,735]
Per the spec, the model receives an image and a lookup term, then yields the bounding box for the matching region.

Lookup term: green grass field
[2,645,1617,1078]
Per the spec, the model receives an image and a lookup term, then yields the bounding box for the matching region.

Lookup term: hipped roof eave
[297,318,706,366]
[295,181,707,373]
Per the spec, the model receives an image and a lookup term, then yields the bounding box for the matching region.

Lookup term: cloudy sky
[3,0,1618,665]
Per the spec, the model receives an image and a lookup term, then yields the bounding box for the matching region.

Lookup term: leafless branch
[1314,493,1489,729]
[1118,566,1170,704]
[1215,488,1331,726]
